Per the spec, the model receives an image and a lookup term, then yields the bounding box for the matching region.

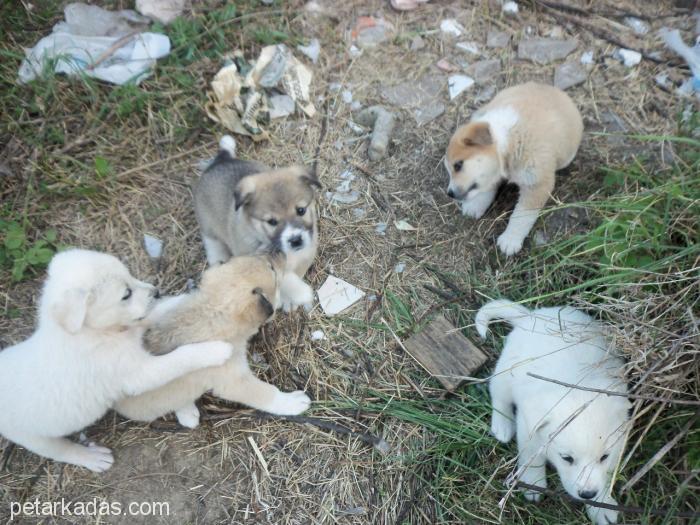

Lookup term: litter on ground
[317,276,366,316]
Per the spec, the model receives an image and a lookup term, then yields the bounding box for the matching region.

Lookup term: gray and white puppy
[194,136,319,310]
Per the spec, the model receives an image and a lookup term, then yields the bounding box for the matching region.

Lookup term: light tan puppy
[115,253,311,429]
[445,82,583,255]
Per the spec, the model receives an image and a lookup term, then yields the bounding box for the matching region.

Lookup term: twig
[312,96,329,180]
[87,31,139,71]
[516,482,700,519]
[527,373,700,406]
[621,410,700,492]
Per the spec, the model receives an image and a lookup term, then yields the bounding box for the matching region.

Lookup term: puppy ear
[300,168,322,189]
[233,179,254,211]
[463,122,492,146]
[53,288,90,333]
[252,287,275,319]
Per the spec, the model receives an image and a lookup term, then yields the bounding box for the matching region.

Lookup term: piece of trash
[614,48,642,67]
[352,17,394,48]
[659,28,700,93]
[394,262,406,273]
[623,17,649,35]
[297,38,321,64]
[317,275,366,316]
[554,62,587,90]
[143,234,163,259]
[391,0,430,10]
[336,179,353,193]
[349,44,362,58]
[354,106,396,161]
[340,169,355,180]
[456,41,480,55]
[18,3,169,85]
[341,89,353,104]
[436,58,458,72]
[410,35,426,51]
[517,38,578,64]
[268,94,296,119]
[394,219,416,231]
[352,207,366,218]
[440,19,465,37]
[310,329,326,341]
[502,1,519,15]
[533,230,548,247]
[402,314,488,391]
[382,74,445,125]
[375,222,387,235]
[136,0,184,24]
[465,59,501,83]
[486,30,510,49]
[326,190,360,204]
[580,50,594,65]
[205,45,315,142]
[448,75,475,99]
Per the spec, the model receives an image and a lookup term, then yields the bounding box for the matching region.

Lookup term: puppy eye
[600,454,609,462]
[453,160,463,172]
[122,287,132,301]
[267,218,278,226]
[296,207,306,216]
[561,455,574,464]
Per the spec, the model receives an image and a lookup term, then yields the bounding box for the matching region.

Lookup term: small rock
[448,74,475,99]
[502,1,518,15]
[414,103,445,125]
[486,30,510,49]
[615,48,642,67]
[394,219,416,231]
[466,59,501,83]
[342,89,353,104]
[297,38,321,63]
[268,94,295,119]
[336,179,352,193]
[340,169,355,180]
[349,45,362,57]
[456,40,480,55]
[623,17,649,35]
[311,330,326,341]
[350,100,362,111]
[517,38,578,64]
[474,85,496,103]
[353,17,393,48]
[533,230,548,246]
[143,234,163,259]
[554,62,587,90]
[436,58,458,72]
[375,222,388,235]
[410,35,425,51]
[580,50,594,65]
[440,19,465,37]
[352,207,366,218]
[382,74,445,125]
[394,262,406,273]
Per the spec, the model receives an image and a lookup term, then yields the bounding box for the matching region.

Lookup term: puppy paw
[281,282,314,312]
[266,390,311,415]
[497,231,524,256]
[76,443,114,473]
[175,404,201,429]
[490,412,515,443]
[199,341,234,367]
[587,498,619,525]
[520,467,547,503]
[523,489,543,503]
[460,198,489,219]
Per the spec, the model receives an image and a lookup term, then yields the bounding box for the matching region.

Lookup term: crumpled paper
[136,0,186,24]
[18,3,170,86]
[206,44,316,141]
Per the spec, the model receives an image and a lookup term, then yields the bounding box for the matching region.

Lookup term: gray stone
[518,38,578,64]
[486,30,510,49]
[466,59,502,83]
[414,102,445,125]
[554,62,587,90]
[474,84,496,103]
[410,35,425,51]
[382,74,446,125]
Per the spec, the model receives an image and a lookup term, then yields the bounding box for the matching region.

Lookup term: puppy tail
[475,299,532,338]
[219,135,237,158]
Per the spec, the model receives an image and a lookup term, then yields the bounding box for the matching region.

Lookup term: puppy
[445,82,583,255]
[475,299,629,525]
[194,135,319,311]
[0,250,233,472]
[115,253,311,429]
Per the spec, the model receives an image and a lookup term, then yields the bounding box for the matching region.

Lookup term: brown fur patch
[446,124,497,169]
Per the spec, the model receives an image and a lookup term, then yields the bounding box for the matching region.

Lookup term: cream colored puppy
[115,253,311,429]
[445,82,583,255]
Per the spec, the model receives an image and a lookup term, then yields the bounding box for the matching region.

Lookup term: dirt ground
[0,1,697,524]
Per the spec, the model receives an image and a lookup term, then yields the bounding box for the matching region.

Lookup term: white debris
[502,1,518,15]
[143,234,163,259]
[342,89,353,104]
[310,329,326,341]
[317,276,366,316]
[349,45,362,58]
[375,222,388,235]
[394,262,406,273]
[394,219,416,231]
[623,17,649,35]
[297,38,321,63]
[448,74,475,99]
[326,190,360,204]
[352,207,366,218]
[655,72,669,88]
[615,48,642,67]
[350,100,362,111]
[340,169,356,180]
[580,50,594,65]
[136,0,184,24]
[440,19,465,37]
[336,179,353,193]
[456,41,480,55]
[268,94,296,119]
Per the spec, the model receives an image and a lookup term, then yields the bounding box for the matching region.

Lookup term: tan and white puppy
[0,250,233,472]
[445,82,583,255]
[115,253,311,429]
[194,136,319,311]
[476,299,630,525]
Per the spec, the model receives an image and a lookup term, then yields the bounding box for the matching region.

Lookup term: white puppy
[0,249,233,472]
[476,299,630,525]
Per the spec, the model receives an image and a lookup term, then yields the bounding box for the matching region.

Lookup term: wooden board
[403,315,489,391]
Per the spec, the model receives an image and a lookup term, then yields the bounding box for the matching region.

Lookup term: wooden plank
[403,315,489,391]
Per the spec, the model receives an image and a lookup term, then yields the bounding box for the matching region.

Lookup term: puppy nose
[578,490,597,500]
[152,288,161,299]
[447,189,455,199]
[288,235,303,249]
